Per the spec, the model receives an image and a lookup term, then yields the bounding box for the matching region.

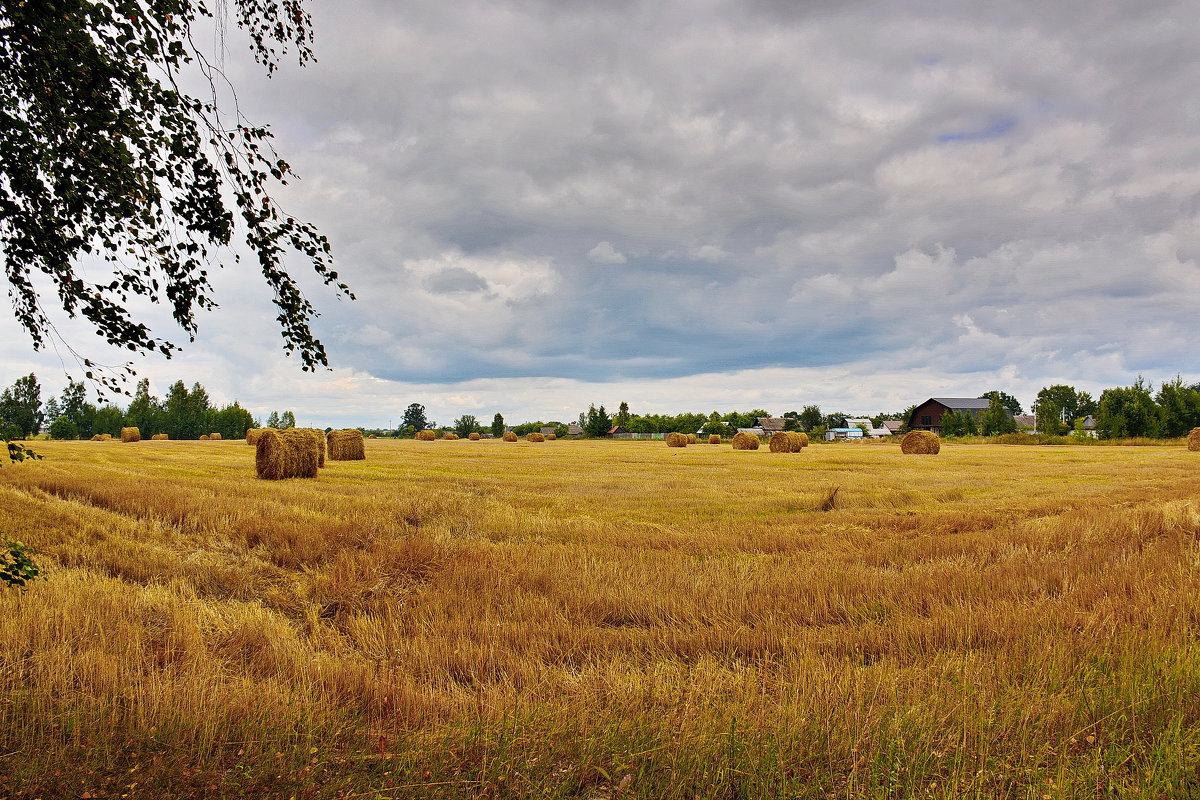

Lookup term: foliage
[582,404,612,438]
[798,405,823,432]
[0,0,352,386]
[490,413,505,438]
[1034,385,1096,436]
[980,390,1023,416]
[401,403,428,434]
[939,410,978,438]
[452,414,480,438]
[614,401,631,428]
[279,411,296,429]
[1097,378,1159,439]
[1154,377,1200,438]
[703,411,733,438]
[0,538,40,589]
[0,373,42,437]
[979,395,1017,436]
[47,415,79,440]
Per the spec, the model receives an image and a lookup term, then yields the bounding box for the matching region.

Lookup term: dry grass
[443,432,459,440]
[666,432,688,448]
[732,431,759,450]
[768,432,792,452]
[298,428,327,468]
[2,440,1200,798]
[902,430,941,454]
[120,426,140,443]
[210,432,222,441]
[686,433,698,444]
[327,429,366,461]
[245,428,271,446]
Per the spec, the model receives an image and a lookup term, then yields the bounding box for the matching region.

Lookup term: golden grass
[327,429,366,461]
[686,433,698,444]
[298,427,327,468]
[120,426,140,443]
[768,431,792,452]
[666,432,688,447]
[901,430,941,454]
[443,432,458,440]
[199,434,210,440]
[245,427,272,445]
[3,440,1200,798]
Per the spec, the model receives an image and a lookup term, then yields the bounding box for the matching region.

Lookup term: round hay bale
[468,432,481,440]
[151,433,169,440]
[246,427,274,446]
[768,432,793,452]
[90,434,104,442]
[199,434,210,440]
[685,433,698,444]
[415,430,437,441]
[708,434,721,444]
[100,433,113,441]
[731,432,759,450]
[120,426,140,443]
[666,432,688,447]
[1189,427,1200,451]
[256,428,320,480]
[794,432,809,448]
[327,429,366,461]
[442,432,458,440]
[545,433,556,440]
[502,432,518,442]
[209,432,222,441]
[527,432,545,442]
[368,434,378,439]
[783,432,806,452]
[298,428,327,467]
[901,430,941,455]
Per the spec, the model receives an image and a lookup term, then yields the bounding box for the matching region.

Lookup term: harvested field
[1,439,1199,798]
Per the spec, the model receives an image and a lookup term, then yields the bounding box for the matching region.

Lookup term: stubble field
[0,437,1198,798]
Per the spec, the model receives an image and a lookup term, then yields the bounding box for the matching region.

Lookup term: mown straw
[255,428,320,480]
[151,433,169,440]
[415,430,437,441]
[527,432,545,442]
[794,432,810,448]
[469,432,481,441]
[502,432,518,442]
[246,428,273,446]
[443,432,459,440]
[209,432,222,441]
[685,434,698,444]
[768,432,793,452]
[665,432,687,448]
[1189,428,1200,452]
[709,434,721,444]
[297,428,327,467]
[120,427,140,443]
[901,430,941,454]
[199,435,210,440]
[327,429,366,461]
[731,432,759,450]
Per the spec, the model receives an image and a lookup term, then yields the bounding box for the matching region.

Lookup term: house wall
[909,399,949,432]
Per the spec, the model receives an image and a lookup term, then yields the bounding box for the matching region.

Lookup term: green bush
[47,415,79,440]
[1,539,41,589]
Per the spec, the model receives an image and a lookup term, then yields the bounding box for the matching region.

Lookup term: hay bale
[297,428,327,467]
[415,430,437,441]
[794,432,809,448]
[901,430,941,455]
[120,426,140,443]
[768,432,793,452]
[209,432,222,440]
[469,432,481,440]
[1189,428,1200,451]
[731,432,759,450]
[666,432,688,448]
[90,434,104,441]
[256,428,320,480]
[527,432,545,442]
[545,433,556,440]
[151,433,169,440]
[443,432,459,440]
[327,429,366,461]
[709,434,721,444]
[246,427,274,446]
[502,432,518,442]
[199,434,210,440]
[368,434,378,439]
[685,433,698,444]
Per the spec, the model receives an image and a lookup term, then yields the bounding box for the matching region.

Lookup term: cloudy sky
[6,0,1200,426]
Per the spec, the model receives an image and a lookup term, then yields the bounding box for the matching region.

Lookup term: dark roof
[756,417,786,432]
[929,397,992,410]
[881,420,904,431]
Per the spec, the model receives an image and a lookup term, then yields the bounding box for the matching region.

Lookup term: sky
[5,0,1200,427]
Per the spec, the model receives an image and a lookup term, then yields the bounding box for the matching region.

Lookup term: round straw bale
[526,432,545,442]
[151,433,169,440]
[209,432,222,440]
[685,433,698,444]
[784,432,806,452]
[1189,428,1200,451]
[246,427,273,446]
[297,428,327,467]
[442,431,457,440]
[731,432,759,450]
[666,432,688,447]
[256,428,320,480]
[101,433,113,440]
[469,432,481,440]
[709,434,721,444]
[368,434,378,439]
[901,430,941,454]
[199,434,210,440]
[502,432,518,442]
[794,432,809,448]
[327,429,366,461]
[415,430,437,441]
[545,433,556,440]
[768,432,793,452]
[90,434,104,441]
[120,426,140,443]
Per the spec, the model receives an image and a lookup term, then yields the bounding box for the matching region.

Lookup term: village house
[906,397,993,434]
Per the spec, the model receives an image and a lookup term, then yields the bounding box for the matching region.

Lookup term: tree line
[0,375,274,441]
[1033,378,1200,439]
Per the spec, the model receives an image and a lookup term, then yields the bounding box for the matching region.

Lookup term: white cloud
[586,241,627,264]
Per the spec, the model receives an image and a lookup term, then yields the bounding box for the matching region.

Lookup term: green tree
[92,404,124,436]
[798,405,823,432]
[614,402,631,428]
[214,403,255,440]
[704,411,733,438]
[265,411,281,429]
[490,413,505,438]
[124,378,162,435]
[583,404,612,437]
[58,380,94,438]
[0,0,351,389]
[0,373,42,438]
[1034,385,1092,435]
[979,395,1017,436]
[1097,378,1159,438]
[1155,377,1200,438]
[402,404,428,433]
[47,415,78,440]
[980,391,1023,416]
[279,410,296,429]
[453,414,480,438]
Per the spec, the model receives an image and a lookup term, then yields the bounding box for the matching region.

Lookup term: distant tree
[798,405,823,432]
[583,404,612,437]
[279,410,296,429]
[781,411,803,432]
[125,379,162,435]
[1155,377,1200,438]
[58,380,94,438]
[704,411,733,438]
[979,395,1017,436]
[823,412,848,430]
[42,397,61,424]
[453,414,480,438]
[980,391,1023,416]
[265,411,281,429]
[1097,378,1159,438]
[491,413,505,438]
[553,423,569,438]
[214,403,255,440]
[0,374,43,438]
[614,402,631,428]
[512,421,545,436]
[940,411,978,438]
[1034,385,1089,436]
[47,416,78,440]
[92,404,124,437]
[402,403,428,433]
